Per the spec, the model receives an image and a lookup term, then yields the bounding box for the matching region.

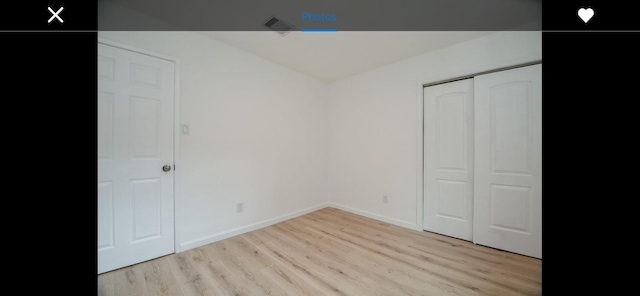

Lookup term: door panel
[423,78,474,241]
[131,178,162,241]
[98,43,175,274]
[97,92,114,160]
[97,181,115,251]
[130,96,162,158]
[473,64,541,258]
[490,81,533,175]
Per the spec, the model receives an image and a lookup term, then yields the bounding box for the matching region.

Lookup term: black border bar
[3,1,640,32]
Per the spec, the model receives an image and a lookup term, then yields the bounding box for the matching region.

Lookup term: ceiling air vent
[263,16,295,36]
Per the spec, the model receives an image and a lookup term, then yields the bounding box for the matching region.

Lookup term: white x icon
[48,6,64,24]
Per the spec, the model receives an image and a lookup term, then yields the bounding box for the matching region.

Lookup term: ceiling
[200,31,495,83]
[99,0,540,84]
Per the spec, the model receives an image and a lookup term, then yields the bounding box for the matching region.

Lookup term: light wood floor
[98,207,542,295]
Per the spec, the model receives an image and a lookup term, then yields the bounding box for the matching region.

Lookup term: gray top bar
[98,0,541,31]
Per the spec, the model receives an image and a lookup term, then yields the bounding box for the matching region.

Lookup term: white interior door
[473,64,541,258]
[423,78,474,241]
[98,43,176,274]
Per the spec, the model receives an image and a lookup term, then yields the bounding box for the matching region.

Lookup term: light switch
[181,124,190,135]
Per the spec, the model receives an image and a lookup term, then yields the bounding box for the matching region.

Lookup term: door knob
[162,165,172,172]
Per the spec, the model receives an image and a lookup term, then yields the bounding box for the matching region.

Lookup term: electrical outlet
[383,194,388,204]
[237,202,243,213]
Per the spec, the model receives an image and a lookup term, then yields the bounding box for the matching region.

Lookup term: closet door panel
[423,78,474,241]
[473,64,542,259]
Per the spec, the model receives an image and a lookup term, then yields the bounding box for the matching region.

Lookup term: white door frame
[415,60,541,232]
[98,37,182,252]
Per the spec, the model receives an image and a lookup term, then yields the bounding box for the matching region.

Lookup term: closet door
[473,64,541,258]
[423,78,474,241]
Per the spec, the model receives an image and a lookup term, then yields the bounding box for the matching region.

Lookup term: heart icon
[578,7,595,23]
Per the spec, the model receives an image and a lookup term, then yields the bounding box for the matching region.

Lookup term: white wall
[98,31,328,251]
[327,31,542,230]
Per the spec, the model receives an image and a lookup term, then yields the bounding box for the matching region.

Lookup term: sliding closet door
[423,78,474,241]
[473,64,542,258]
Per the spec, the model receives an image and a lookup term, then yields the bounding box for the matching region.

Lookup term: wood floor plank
[137,257,185,296]
[201,239,289,296]
[97,270,114,296]
[299,218,478,295]
[113,264,146,296]
[251,227,353,295]
[271,224,404,296]
[167,251,227,295]
[261,263,324,296]
[311,208,541,295]
[98,207,542,295]
[338,224,534,295]
[280,223,432,295]
[220,236,324,296]
[310,208,542,294]
[293,217,463,295]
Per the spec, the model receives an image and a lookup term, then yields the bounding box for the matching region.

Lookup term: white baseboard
[178,202,419,252]
[178,202,329,252]
[327,202,417,230]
